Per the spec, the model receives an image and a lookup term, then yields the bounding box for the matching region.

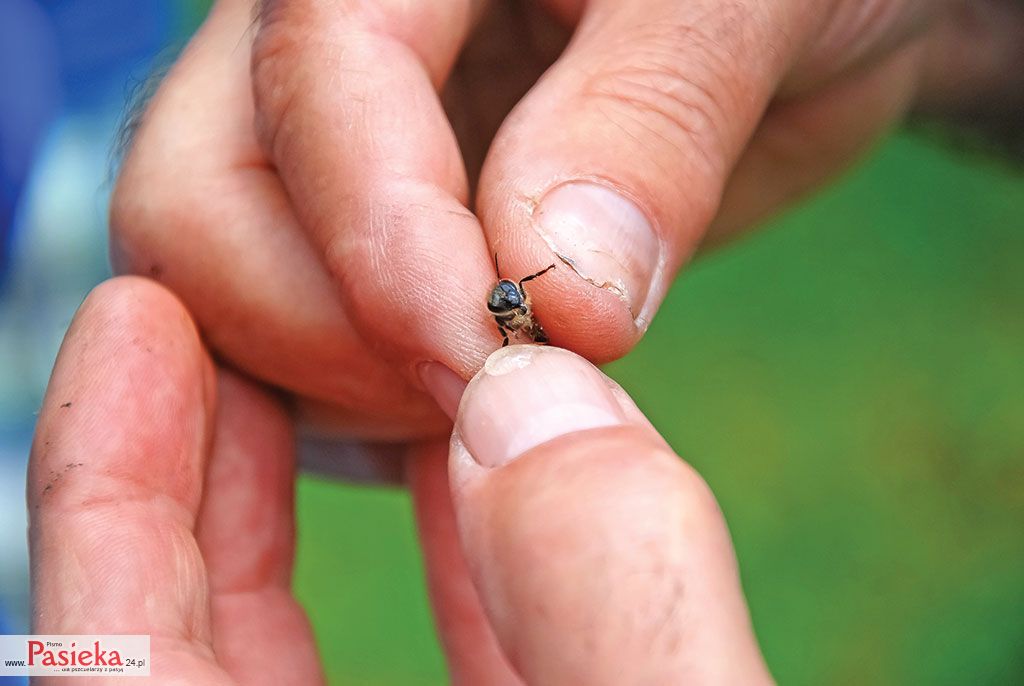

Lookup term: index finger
[251,0,497,379]
[28,277,226,683]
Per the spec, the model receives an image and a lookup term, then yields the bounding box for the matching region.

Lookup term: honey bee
[487,255,556,347]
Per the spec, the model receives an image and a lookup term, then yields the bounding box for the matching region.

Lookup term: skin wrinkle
[613,515,690,666]
[617,548,689,658]
[593,88,722,189]
[256,0,472,88]
[790,0,949,92]
[255,23,471,211]
[591,99,681,183]
[249,20,303,160]
[38,507,203,634]
[575,6,783,181]
[581,50,730,174]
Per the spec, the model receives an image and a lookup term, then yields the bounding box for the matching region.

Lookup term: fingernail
[455,345,626,468]
[533,181,660,323]
[418,361,468,420]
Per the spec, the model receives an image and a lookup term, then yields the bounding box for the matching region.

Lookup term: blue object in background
[40,0,177,110]
[0,0,182,640]
[0,0,59,284]
[0,0,176,284]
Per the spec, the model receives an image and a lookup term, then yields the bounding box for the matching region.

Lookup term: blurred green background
[0,1,1021,684]
[294,133,1024,685]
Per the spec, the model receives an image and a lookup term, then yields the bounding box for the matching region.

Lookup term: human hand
[111,0,1023,442]
[411,343,775,684]
[31,277,772,684]
[29,278,323,684]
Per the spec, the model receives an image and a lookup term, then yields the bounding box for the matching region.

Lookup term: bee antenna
[494,252,500,276]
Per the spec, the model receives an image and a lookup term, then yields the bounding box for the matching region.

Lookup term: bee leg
[518,263,556,290]
[495,320,510,347]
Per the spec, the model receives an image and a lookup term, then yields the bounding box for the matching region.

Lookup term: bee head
[487,280,523,314]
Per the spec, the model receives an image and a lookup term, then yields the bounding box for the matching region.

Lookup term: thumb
[430,346,772,685]
[476,0,828,362]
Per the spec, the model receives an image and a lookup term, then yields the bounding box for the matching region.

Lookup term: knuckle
[580,19,742,177]
[250,2,390,161]
[109,149,209,280]
[250,0,469,160]
[585,63,722,169]
[250,10,386,166]
[668,457,723,528]
[612,439,723,530]
[811,0,937,72]
[250,12,311,160]
[109,91,203,278]
[574,5,773,230]
[108,170,158,276]
[109,120,164,274]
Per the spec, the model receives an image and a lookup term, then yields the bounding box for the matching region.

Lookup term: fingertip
[321,186,499,380]
[485,255,645,366]
[524,262,645,363]
[483,180,666,363]
[451,345,633,471]
[72,277,208,368]
[77,274,199,335]
[32,276,214,511]
[44,276,213,421]
[93,275,217,416]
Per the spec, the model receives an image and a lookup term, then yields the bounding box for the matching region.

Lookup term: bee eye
[488,280,523,314]
[488,288,512,313]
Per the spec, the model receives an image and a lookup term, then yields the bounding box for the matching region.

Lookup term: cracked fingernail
[533,181,660,323]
